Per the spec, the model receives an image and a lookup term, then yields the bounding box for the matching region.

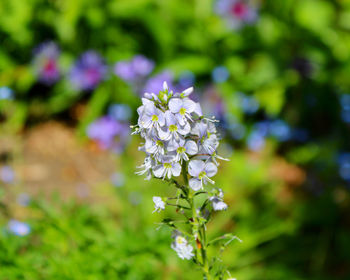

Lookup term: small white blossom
[188,160,218,191]
[152,196,165,213]
[171,232,194,260]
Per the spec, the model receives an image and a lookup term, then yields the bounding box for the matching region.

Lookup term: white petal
[158,128,171,140]
[156,110,165,126]
[153,165,165,178]
[188,160,205,177]
[205,162,217,177]
[182,87,193,96]
[163,81,168,91]
[189,178,202,191]
[178,122,190,135]
[171,163,181,177]
[165,110,176,126]
[183,99,196,113]
[185,140,198,155]
[193,102,203,116]
[169,98,183,113]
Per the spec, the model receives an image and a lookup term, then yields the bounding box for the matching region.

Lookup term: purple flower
[69,51,107,91]
[87,116,130,153]
[32,41,60,85]
[143,71,174,94]
[8,220,31,236]
[131,55,155,76]
[114,55,154,82]
[215,0,258,29]
[0,166,15,184]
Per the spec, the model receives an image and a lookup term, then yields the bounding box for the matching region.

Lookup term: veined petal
[205,162,218,177]
[165,110,176,126]
[183,99,196,113]
[169,98,183,113]
[178,122,190,135]
[189,178,202,191]
[193,102,203,116]
[163,81,168,91]
[156,109,165,126]
[188,160,205,177]
[171,163,181,177]
[185,140,198,155]
[182,87,193,97]
[158,128,171,140]
[153,165,165,178]
[139,115,153,128]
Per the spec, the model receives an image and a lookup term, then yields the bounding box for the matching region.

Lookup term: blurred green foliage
[1,0,350,279]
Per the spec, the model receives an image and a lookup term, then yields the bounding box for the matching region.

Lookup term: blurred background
[1,0,350,279]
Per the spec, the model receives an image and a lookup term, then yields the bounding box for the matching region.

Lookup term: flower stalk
[132,81,237,279]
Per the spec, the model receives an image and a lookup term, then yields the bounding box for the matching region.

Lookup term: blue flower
[339,153,350,181]
[269,120,291,142]
[8,220,31,236]
[247,130,265,151]
[108,104,132,121]
[212,66,229,83]
[69,51,107,91]
[0,87,14,100]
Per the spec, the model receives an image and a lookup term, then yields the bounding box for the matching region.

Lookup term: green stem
[182,162,211,280]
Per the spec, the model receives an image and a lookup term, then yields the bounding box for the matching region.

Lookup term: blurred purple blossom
[87,116,130,153]
[32,41,61,85]
[178,71,196,88]
[247,130,265,151]
[17,193,30,207]
[215,0,258,29]
[0,166,15,184]
[143,71,174,94]
[114,55,154,82]
[8,220,31,236]
[110,172,125,187]
[69,51,107,91]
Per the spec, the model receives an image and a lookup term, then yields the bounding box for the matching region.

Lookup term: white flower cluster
[133,82,227,191]
[171,231,194,260]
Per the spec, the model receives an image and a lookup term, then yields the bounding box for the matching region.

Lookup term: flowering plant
[132,82,241,279]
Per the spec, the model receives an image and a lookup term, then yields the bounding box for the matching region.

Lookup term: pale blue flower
[188,160,217,191]
[0,87,14,100]
[8,220,31,236]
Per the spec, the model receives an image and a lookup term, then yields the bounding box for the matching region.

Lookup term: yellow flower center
[179,108,186,115]
[156,140,163,147]
[151,114,158,122]
[198,171,206,179]
[176,236,186,244]
[163,163,172,169]
[169,124,178,132]
[177,147,186,154]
